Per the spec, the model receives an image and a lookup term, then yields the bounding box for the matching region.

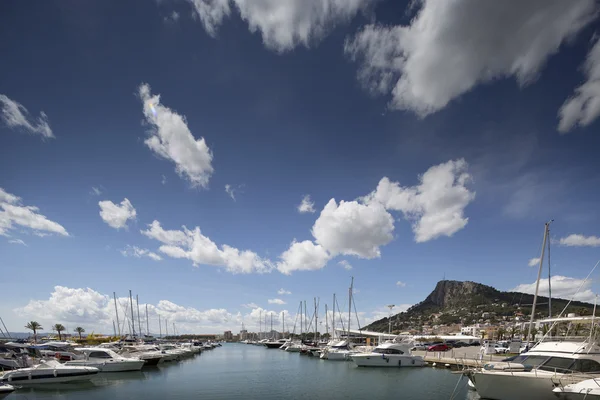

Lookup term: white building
[461,325,481,337]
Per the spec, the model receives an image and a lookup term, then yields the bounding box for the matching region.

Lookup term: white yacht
[468,321,600,400]
[0,359,99,384]
[351,341,425,367]
[119,345,165,366]
[320,340,358,361]
[65,348,145,372]
[0,382,15,396]
[553,378,600,399]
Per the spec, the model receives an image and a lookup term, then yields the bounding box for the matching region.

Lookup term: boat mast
[333,294,336,340]
[325,304,329,338]
[270,313,273,339]
[259,309,262,340]
[136,295,142,336]
[299,301,303,339]
[547,224,552,319]
[165,318,168,337]
[113,292,121,337]
[527,222,551,345]
[113,320,117,337]
[129,290,136,336]
[159,314,162,338]
[146,304,150,336]
[348,277,354,340]
[314,297,318,342]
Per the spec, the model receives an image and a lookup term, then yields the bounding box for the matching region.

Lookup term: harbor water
[5,344,478,400]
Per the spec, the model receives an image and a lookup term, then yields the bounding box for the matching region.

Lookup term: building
[224,331,233,341]
[239,329,248,340]
[461,325,481,337]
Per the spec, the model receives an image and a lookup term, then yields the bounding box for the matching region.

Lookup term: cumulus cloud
[559,234,600,247]
[98,198,137,229]
[512,275,595,303]
[558,36,600,133]
[297,195,316,213]
[361,159,475,242]
[312,199,394,258]
[0,94,54,138]
[268,298,286,305]
[528,257,541,267]
[277,288,292,295]
[345,0,598,117]
[121,245,162,261]
[277,240,330,275]
[338,260,352,270]
[15,286,246,334]
[0,187,68,237]
[138,83,214,188]
[396,280,406,287]
[242,302,259,309]
[184,0,378,52]
[8,238,26,246]
[141,220,273,274]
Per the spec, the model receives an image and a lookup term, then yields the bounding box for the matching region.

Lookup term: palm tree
[496,327,505,340]
[530,327,538,342]
[508,326,520,340]
[25,321,43,343]
[53,324,66,341]
[74,327,85,340]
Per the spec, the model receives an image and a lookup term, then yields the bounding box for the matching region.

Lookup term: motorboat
[320,340,358,361]
[65,348,144,372]
[119,345,165,366]
[553,378,600,399]
[467,317,600,400]
[0,382,15,397]
[180,342,203,354]
[31,341,79,361]
[0,344,32,370]
[0,359,99,384]
[351,341,425,367]
[160,344,192,358]
[285,342,302,352]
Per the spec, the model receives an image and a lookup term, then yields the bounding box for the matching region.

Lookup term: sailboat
[467,221,600,400]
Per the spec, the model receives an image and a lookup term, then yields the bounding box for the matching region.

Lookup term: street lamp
[387,304,395,337]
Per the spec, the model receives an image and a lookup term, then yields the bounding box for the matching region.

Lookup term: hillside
[364,280,595,333]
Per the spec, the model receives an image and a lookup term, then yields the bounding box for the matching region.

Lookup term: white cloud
[276,239,330,275]
[120,245,162,261]
[98,198,136,229]
[361,159,475,242]
[268,298,286,305]
[345,0,598,117]
[90,187,102,196]
[141,220,273,274]
[528,257,541,267]
[161,175,167,185]
[297,195,316,213]
[185,0,378,52]
[559,234,600,247]
[242,302,259,309]
[364,304,412,326]
[8,239,26,246]
[277,288,292,295]
[165,10,180,23]
[0,94,54,138]
[312,199,394,258]
[338,260,352,270]
[15,286,243,334]
[512,275,596,303]
[138,83,214,188]
[396,280,406,287]
[0,188,69,237]
[225,184,244,201]
[558,36,600,133]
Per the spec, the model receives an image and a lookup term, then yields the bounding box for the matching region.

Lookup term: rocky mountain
[363,280,594,333]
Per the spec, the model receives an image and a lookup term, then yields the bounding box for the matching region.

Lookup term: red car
[427,344,450,352]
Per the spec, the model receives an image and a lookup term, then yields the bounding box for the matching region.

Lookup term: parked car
[411,343,428,351]
[452,341,469,348]
[468,341,481,347]
[427,344,450,352]
[493,344,509,354]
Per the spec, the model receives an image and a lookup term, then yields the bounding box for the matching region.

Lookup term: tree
[529,327,538,342]
[53,324,66,341]
[508,326,520,340]
[496,327,505,340]
[74,327,85,340]
[25,321,43,343]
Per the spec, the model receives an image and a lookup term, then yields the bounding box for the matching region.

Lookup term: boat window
[571,359,600,374]
[538,357,575,373]
[373,348,404,355]
[503,355,526,363]
[88,351,111,359]
[520,356,549,367]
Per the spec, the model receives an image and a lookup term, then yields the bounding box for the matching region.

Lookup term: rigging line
[352,293,362,332]
[335,296,346,332]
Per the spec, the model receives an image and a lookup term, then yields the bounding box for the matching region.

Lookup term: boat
[320,340,358,361]
[350,341,425,367]
[264,339,288,349]
[553,378,600,399]
[0,383,15,397]
[65,348,145,372]
[284,342,302,352]
[119,345,166,366]
[0,359,99,384]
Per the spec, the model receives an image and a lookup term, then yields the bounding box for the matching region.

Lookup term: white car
[493,344,509,354]
[411,344,428,351]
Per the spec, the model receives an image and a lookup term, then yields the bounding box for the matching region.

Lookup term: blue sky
[1,0,600,335]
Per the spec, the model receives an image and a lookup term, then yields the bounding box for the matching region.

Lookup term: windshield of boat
[505,355,600,374]
[373,348,404,355]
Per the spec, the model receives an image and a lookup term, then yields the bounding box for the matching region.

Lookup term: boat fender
[53,369,58,377]
[411,359,415,365]
[28,372,32,380]
[55,352,61,359]
[7,375,12,382]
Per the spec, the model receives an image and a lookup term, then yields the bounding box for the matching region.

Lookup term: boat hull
[264,343,284,349]
[351,354,425,367]
[471,371,558,400]
[0,369,99,385]
[66,359,145,372]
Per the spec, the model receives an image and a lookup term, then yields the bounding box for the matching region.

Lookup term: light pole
[387,304,395,337]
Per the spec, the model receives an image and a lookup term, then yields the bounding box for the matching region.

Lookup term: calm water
[6,344,477,400]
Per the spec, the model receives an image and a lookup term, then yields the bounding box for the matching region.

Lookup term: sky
[1,0,600,336]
